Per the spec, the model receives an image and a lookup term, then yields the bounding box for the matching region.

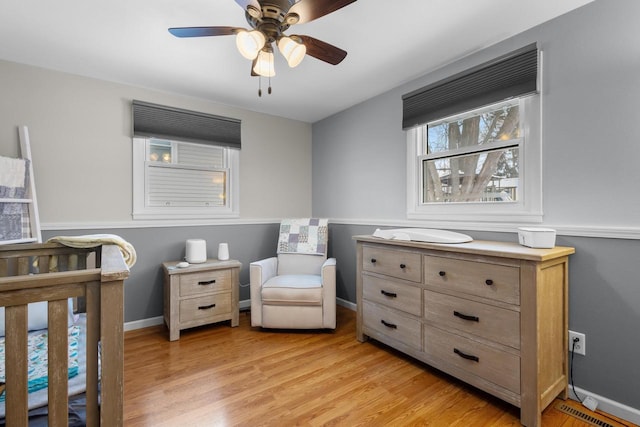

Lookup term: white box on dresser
[354,235,575,427]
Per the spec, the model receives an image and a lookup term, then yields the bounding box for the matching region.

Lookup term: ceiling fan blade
[287,0,357,24]
[168,26,239,38]
[297,35,347,65]
[251,58,258,76]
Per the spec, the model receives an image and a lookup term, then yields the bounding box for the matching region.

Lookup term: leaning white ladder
[0,125,42,244]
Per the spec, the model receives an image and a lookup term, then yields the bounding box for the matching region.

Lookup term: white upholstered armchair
[250,218,336,329]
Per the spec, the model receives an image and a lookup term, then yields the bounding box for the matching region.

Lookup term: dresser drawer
[424,291,520,350]
[362,245,422,282]
[363,275,422,316]
[179,293,232,323]
[363,301,422,350]
[425,327,520,394]
[179,269,231,297]
[424,256,519,305]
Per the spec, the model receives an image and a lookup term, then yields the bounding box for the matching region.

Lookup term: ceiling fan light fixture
[236,29,266,60]
[277,36,306,68]
[253,48,276,77]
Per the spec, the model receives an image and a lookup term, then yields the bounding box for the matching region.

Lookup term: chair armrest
[250,257,278,286]
[321,257,336,279]
[321,258,337,329]
[250,257,278,327]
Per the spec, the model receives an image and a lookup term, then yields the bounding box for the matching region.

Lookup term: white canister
[217,243,229,261]
[185,239,207,263]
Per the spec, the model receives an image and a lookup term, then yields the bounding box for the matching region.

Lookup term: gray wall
[0,60,314,326]
[313,0,640,413]
[42,224,280,321]
[0,60,313,223]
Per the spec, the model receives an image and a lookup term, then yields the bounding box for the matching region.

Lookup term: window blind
[147,165,226,207]
[402,43,538,130]
[133,100,241,149]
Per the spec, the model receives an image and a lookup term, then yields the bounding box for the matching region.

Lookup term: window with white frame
[133,138,239,220]
[404,44,543,224]
[131,100,240,220]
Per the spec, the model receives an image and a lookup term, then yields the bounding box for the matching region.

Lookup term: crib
[0,242,129,426]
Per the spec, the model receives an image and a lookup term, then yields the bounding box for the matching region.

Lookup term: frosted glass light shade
[253,49,275,77]
[277,36,306,67]
[236,30,266,60]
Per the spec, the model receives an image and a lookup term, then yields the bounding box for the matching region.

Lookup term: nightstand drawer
[424,291,520,350]
[179,293,232,323]
[179,269,231,297]
[363,301,421,350]
[425,326,520,394]
[362,245,422,282]
[424,256,519,304]
[363,275,422,316]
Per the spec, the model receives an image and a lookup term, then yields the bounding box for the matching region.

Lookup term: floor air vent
[554,401,619,427]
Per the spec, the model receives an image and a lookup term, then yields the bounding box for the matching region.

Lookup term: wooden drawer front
[425,327,520,394]
[424,256,519,305]
[179,269,231,297]
[424,291,520,350]
[363,275,422,316]
[362,246,422,282]
[363,301,422,350]
[179,293,231,323]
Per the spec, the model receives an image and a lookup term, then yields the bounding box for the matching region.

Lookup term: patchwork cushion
[262,274,323,306]
[277,218,328,255]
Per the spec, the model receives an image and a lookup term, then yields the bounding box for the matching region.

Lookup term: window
[421,100,520,204]
[131,100,241,221]
[404,44,543,224]
[407,95,541,223]
[133,138,239,220]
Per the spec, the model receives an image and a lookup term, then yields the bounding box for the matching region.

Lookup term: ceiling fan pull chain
[258,76,262,97]
[268,75,272,95]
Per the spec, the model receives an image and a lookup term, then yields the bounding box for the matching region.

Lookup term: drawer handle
[454,348,479,362]
[399,263,406,269]
[453,311,479,322]
[198,304,216,310]
[371,258,377,264]
[485,279,494,286]
[439,271,446,277]
[380,290,397,298]
[380,319,398,329]
[198,279,217,286]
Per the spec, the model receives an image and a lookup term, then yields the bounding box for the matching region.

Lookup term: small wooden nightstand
[163,259,241,341]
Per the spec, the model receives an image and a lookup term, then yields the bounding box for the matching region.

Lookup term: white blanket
[47,234,137,268]
[0,156,26,189]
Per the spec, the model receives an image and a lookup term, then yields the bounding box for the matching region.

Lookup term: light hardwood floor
[123,306,629,426]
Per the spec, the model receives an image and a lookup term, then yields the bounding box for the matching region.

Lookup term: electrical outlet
[569,330,586,355]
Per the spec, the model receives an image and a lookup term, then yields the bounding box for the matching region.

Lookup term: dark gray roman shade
[402,43,538,130]
[132,100,241,149]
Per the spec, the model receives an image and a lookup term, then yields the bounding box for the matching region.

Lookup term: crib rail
[0,243,129,427]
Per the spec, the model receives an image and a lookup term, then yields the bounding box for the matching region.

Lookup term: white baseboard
[124,315,164,332]
[569,386,640,425]
[125,298,353,332]
[337,297,356,311]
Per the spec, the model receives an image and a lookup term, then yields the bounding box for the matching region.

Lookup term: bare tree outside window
[422,102,521,204]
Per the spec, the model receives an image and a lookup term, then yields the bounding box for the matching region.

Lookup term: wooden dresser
[163,259,241,341]
[354,235,575,427]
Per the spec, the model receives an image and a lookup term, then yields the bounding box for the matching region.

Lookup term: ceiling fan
[169,0,357,95]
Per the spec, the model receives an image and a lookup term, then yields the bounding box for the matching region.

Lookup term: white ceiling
[0,0,593,123]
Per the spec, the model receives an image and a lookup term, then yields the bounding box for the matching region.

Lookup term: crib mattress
[0,314,91,417]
